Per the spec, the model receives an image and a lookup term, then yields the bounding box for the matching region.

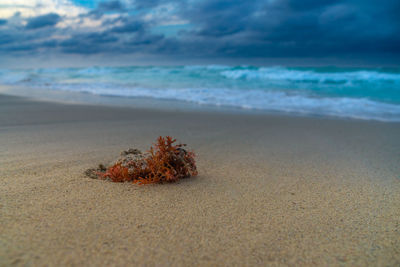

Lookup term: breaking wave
[1,65,399,122]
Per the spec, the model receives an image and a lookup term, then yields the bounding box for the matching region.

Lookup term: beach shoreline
[1,93,399,266]
[2,84,400,123]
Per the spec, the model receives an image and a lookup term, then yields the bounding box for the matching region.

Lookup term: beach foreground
[1,94,399,266]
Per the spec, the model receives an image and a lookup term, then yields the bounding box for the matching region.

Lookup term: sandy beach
[1,93,399,266]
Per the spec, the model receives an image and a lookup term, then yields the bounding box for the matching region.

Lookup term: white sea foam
[35,82,400,122]
[184,65,231,71]
[221,67,400,83]
[77,67,115,75]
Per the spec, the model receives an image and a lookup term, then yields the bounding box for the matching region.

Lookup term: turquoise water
[1,65,400,121]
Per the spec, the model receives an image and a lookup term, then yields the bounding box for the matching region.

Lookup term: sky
[0,0,399,67]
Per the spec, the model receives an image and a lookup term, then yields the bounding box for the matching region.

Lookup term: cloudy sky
[0,0,399,67]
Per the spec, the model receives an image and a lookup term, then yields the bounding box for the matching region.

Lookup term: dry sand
[1,94,399,266]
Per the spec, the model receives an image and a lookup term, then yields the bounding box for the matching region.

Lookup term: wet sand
[1,94,399,266]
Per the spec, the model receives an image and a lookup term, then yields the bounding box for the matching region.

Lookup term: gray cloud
[0,0,399,64]
[25,13,61,29]
[109,20,144,33]
[98,0,125,11]
[175,0,400,58]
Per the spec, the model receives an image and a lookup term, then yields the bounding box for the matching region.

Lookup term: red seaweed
[86,136,197,185]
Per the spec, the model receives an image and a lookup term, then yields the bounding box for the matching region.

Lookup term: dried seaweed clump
[85,136,197,185]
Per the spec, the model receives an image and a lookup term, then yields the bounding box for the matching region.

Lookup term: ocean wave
[220,67,400,83]
[76,67,116,75]
[184,65,231,71]
[33,82,400,122]
[0,70,32,84]
[1,65,399,121]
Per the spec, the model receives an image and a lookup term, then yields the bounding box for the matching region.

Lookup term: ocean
[1,65,400,122]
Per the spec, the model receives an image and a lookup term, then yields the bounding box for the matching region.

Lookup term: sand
[1,93,399,266]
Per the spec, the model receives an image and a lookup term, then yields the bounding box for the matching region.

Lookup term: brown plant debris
[85,136,198,185]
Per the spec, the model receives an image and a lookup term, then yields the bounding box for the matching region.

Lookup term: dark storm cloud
[0,13,60,53]
[88,0,126,17]
[1,0,399,63]
[98,0,125,11]
[59,31,121,54]
[0,33,14,45]
[288,0,340,10]
[25,13,61,29]
[130,0,183,9]
[185,0,255,37]
[175,0,400,58]
[109,19,144,33]
[0,30,58,52]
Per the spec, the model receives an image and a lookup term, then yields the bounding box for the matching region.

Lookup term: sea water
[1,65,400,122]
